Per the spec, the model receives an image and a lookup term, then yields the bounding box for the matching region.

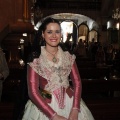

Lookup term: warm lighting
[19,59,25,66]
[112,8,120,20]
[18,46,21,49]
[116,22,119,30]
[20,39,24,44]
[58,13,74,19]
[34,21,42,31]
[107,20,119,29]
[22,33,27,36]
[61,21,73,43]
[107,21,111,29]
[31,13,34,25]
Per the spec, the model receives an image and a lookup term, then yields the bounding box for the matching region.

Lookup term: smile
[50,39,57,42]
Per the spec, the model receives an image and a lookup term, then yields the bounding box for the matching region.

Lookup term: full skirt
[22,94,94,120]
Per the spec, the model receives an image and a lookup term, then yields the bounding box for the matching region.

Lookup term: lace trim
[28,46,76,92]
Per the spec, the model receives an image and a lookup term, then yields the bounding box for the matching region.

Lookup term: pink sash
[53,86,66,109]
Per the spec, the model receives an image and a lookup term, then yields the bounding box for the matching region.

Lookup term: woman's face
[42,23,61,48]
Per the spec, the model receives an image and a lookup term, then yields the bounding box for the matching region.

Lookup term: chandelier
[112,8,120,20]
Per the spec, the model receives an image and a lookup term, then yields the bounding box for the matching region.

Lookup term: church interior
[0,0,120,119]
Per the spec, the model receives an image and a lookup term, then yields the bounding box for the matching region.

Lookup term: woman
[22,17,94,120]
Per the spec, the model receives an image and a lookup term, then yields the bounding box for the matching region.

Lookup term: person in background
[106,44,114,65]
[0,47,9,101]
[75,39,86,57]
[95,45,106,67]
[22,17,94,120]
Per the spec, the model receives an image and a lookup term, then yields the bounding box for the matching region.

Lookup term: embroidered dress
[22,46,94,120]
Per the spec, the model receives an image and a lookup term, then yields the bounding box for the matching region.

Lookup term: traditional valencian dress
[22,46,94,120]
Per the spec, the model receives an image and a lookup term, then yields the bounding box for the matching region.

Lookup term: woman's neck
[45,46,58,55]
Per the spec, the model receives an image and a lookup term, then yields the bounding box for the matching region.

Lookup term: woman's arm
[27,65,56,119]
[68,61,82,120]
[70,61,82,111]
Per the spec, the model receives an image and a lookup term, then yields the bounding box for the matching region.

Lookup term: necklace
[45,48,58,63]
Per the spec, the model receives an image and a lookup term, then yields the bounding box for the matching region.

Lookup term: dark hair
[41,17,61,33]
[28,17,61,62]
[28,17,74,62]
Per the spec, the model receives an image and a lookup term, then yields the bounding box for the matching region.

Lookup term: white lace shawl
[28,46,76,92]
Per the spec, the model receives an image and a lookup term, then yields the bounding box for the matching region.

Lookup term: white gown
[22,46,94,120]
[22,94,94,120]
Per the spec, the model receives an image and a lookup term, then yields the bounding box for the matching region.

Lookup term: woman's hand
[68,109,79,120]
[52,114,68,120]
